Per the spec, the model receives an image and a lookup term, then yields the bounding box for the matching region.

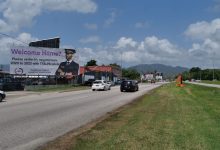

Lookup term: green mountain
[128,64,189,78]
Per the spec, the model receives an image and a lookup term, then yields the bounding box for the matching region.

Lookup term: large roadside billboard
[10,46,66,75]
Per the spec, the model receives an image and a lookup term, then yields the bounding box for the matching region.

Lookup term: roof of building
[80,66,113,74]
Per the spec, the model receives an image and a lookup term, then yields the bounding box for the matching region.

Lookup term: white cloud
[77,36,184,67]
[44,0,97,13]
[0,0,97,33]
[185,18,220,67]
[188,39,220,61]
[210,0,220,12]
[74,31,220,68]
[0,32,37,64]
[135,21,149,28]
[79,36,101,44]
[185,18,220,40]
[104,11,116,27]
[84,23,97,30]
[141,36,181,56]
[115,37,137,49]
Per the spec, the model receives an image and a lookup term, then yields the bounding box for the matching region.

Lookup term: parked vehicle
[150,80,156,83]
[107,81,115,86]
[0,78,24,91]
[0,90,6,102]
[92,80,111,91]
[120,80,139,92]
[84,79,95,86]
[31,78,56,85]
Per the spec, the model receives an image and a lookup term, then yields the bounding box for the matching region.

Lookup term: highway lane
[0,83,166,150]
[185,81,220,88]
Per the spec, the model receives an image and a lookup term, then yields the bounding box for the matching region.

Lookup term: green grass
[71,83,220,150]
[25,84,90,92]
[201,80,220,85]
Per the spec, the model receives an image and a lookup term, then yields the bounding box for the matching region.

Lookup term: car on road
[84,79,96,86]
[0,90,6,102]
[92,80,111,91]
[0,77,24,91]
[120,80,139,92]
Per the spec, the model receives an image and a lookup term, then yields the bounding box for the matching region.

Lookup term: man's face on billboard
[65,52,73,61]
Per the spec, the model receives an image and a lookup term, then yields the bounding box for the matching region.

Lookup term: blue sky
[0,0,220,68]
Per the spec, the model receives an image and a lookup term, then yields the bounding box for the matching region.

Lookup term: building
[78,65,122,84]
[141,72,163,82]
[155,72,163,81]
[141,72,154,81]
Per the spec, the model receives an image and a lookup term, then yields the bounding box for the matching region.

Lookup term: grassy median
[25,84,90,92]
[41,83,220,150]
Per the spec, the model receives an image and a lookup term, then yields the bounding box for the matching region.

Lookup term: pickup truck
[0,78,24,91]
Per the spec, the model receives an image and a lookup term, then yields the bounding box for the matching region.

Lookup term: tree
[122,69,140,80]
[109,63,121,68]
[85,59,97,66]
[181,67,220,81]
[189,67,201,80]
[189,67,201,73]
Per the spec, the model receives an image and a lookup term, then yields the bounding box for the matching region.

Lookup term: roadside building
[78,65,122,84]
[155,72,163,81]
[141,71,163,82]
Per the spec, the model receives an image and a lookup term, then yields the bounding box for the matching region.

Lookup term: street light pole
[213,63,215,81]
[120,51,123,79]
[200,70,202,81]
[212,52,215,81]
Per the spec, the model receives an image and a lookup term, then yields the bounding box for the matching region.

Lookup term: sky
[0,0,220,69]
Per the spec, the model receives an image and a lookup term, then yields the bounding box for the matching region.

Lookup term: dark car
[120,80,139,92]
[84,79,95,86]
[0,78,24,91]
[0,90,6,102]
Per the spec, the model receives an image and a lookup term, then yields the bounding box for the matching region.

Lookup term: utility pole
[212,64,215,81]
[212,52,215,81]
[200,70,202,81]
[120,51,123,79]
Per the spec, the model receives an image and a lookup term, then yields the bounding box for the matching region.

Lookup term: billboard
[29,37,60,48]
[10,46,66,75]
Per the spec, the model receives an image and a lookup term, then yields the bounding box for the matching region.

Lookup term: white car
[92,80,111,91]
[0,90,6,102]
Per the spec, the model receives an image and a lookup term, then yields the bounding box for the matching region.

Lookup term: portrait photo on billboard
[55,48,79,80]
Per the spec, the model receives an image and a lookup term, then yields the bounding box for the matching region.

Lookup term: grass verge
[40,83,220,150]
[25,84,90,92]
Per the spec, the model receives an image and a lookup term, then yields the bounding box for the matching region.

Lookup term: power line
[0,32,29,46]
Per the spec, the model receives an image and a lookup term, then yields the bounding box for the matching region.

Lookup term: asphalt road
[185,81,220,88]
[0,83,166,150]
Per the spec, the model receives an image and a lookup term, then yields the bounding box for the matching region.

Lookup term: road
[185,81,220,88]
[0,83,166,150]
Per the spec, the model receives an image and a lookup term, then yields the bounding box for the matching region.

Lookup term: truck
[0,77,24,91]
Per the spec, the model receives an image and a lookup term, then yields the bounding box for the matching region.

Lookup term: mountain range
[128,64,189,78]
